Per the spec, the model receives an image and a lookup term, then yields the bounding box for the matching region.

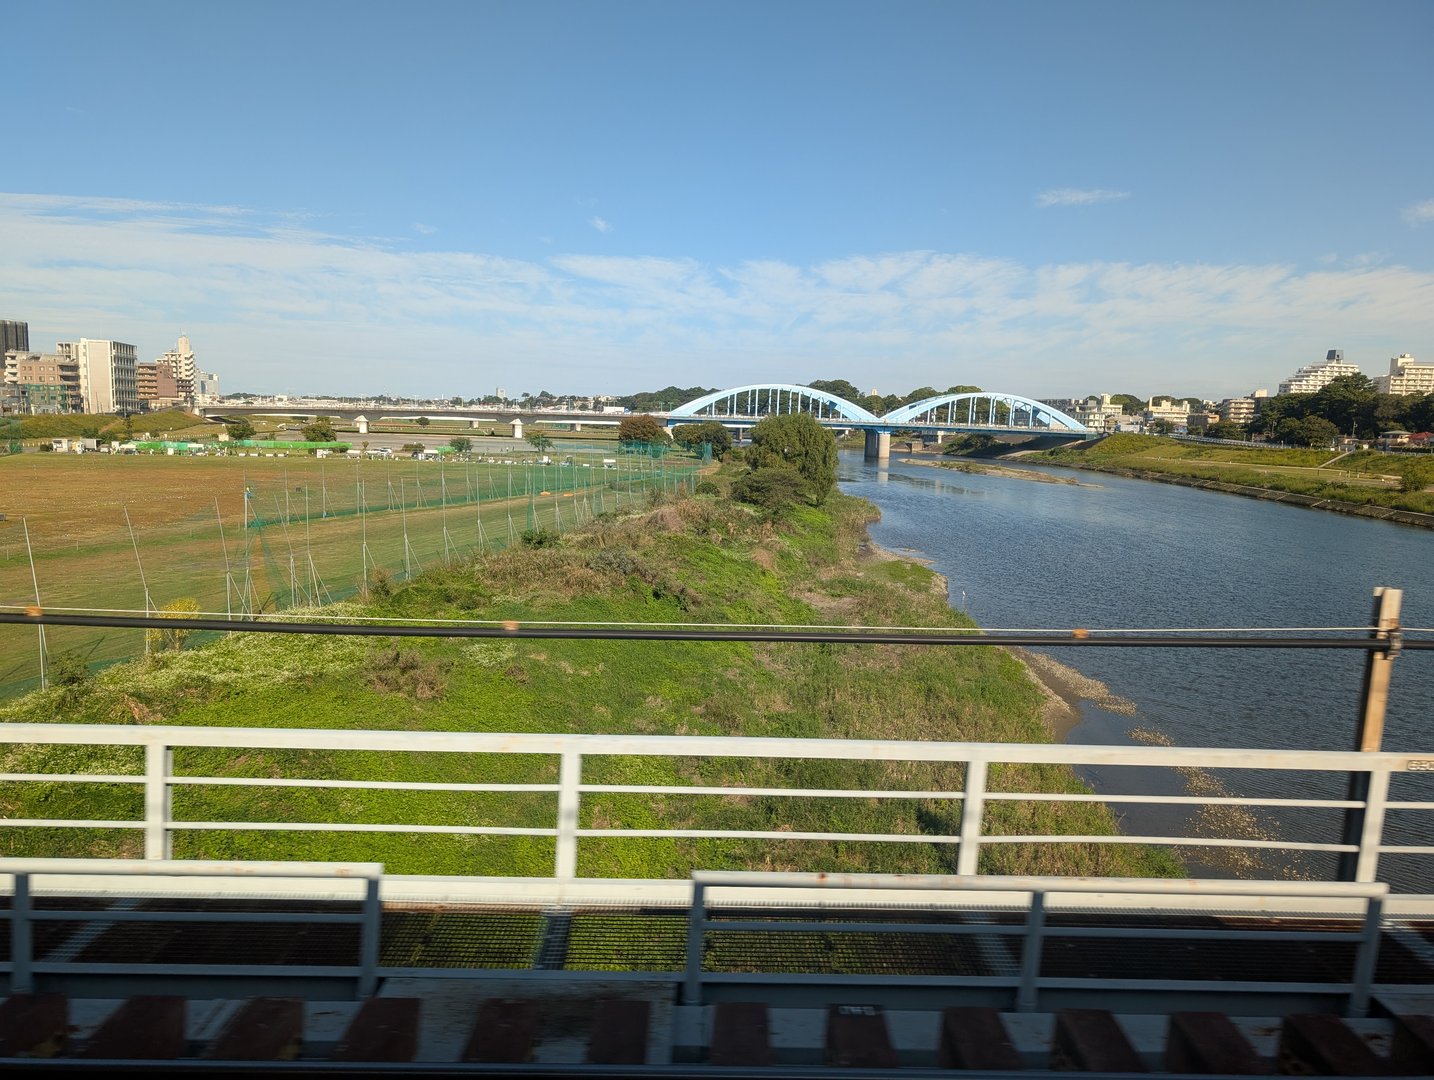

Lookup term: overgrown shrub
[365,645,450,700]
[520,527,559,548]
[694,479,720,495]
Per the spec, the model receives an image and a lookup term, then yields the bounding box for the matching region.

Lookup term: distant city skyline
[3,1,1431,399]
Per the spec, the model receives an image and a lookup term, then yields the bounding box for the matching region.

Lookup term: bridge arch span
[670,384,880,424]
[882,392,1088,433]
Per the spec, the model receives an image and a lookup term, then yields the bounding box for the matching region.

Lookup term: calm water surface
[839,452,1433,883]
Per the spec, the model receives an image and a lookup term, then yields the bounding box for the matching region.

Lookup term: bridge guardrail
[683,871,1390,1015]
[0,724,1429,890]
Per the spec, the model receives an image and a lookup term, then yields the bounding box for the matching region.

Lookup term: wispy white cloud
[589,216,612,233]
[1403,199,1434,226]
[413,222,437,235]
[1035,188,1131,208]
[2,192,1431,399]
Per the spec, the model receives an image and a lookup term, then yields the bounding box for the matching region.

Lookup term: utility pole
[1337,587,1403,882]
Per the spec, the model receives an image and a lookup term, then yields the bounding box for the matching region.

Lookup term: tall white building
[1278,350,1363,395]
[1374,354,1434,396]
[160,333,197,384]
[193,370,222,404]
[60,339,140,414]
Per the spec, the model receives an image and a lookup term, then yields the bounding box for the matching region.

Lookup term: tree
[1148,419,1176,435]
[227,417,256,441]
[449,436,473,453]
[1295,415,1340,448]
[807,378,864,404]
[1205,421,1247,441]
[146,596,200,652]
[745,412,838,505]
[671,421,732,459]
[730,465,809,517]
[527,432,554,453]
[301,417,337,442]
[1109,394,1145,415]
[416,416,431,427]
[618,414,671,446]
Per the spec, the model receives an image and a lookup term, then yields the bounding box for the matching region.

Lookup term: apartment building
[1374,353,1434,396]
[60,339,140,415]
[2,351,83,413]
[1278,350,1363,395]
[1216,389,1269,426]
[1144,396,1191,431]
[136,360,187,409]
[1,320,29,355]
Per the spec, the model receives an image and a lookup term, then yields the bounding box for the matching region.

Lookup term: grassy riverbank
[1034,434,1434,516]
[0,477,1179,879]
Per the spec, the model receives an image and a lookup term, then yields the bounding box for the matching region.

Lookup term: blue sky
[3,0,1431,399]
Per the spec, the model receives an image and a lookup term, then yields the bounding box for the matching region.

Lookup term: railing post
[956,758,987,876]
[358,874,381,998]
[144,742,173,860]
[1338,587,1401,881]
[1353,770,1391,884]
[1017,889,1045,1012]
[12,872,33,994]
[555,751,581,879]
[683,879,706,1006]
[1348,893,1384,1018]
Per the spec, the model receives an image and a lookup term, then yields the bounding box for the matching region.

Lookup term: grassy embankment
[0,474,1180,880]
[1034,434,1434,515]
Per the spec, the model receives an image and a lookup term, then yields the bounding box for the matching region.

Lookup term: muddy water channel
[839,451,1433,888]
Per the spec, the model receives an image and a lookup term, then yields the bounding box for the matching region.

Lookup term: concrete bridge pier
[864,430,891,461]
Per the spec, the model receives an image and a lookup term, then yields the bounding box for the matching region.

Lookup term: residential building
[1216,389,1269,427]
[3,351,82,413]
[1066,394,1125,432]
[1,320,29,355]
[1374,353,1434,396]
[1144,396,1191,432]
[1278,350,1363,395]
[61,339,140,415]
[136,360,186,409]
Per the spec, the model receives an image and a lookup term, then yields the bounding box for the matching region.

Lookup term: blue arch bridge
[669,384,1090,460]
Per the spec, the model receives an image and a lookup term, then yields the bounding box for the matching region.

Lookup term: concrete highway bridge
[200,384,1091,460]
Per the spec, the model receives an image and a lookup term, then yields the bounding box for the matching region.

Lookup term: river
[838,451,1433,885]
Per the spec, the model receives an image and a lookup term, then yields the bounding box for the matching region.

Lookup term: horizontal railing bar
[580,785,964,800]
[1040,926,1364,943]
[8,609,1433,651]
[0,858,383,878]
[579,828,962,843]
[0,819,143,830]
[700,919,1024,936]
[0,723,1423,772]
[171,822,556,836]
[170,777,560,793]
[696,972,1355,995]
[983,792,1364,809]
[23,909,363,925]
[691,871,1389,898]
[0,773,141,785]
[25,962,362,978]
[1379,845,1434,854]
[1387,802,1434,811]
[982,834,1357,852]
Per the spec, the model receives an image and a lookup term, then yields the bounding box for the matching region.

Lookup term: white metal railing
[0,858,382,995]
[684,872,1390,1016]
[0,724,1431,886]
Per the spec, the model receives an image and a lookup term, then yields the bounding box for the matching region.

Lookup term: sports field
[0,448,700,693]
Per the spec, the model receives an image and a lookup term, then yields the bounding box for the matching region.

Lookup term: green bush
[731,465,809,516]
[694,479,720,495]
[520,527,559,548]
